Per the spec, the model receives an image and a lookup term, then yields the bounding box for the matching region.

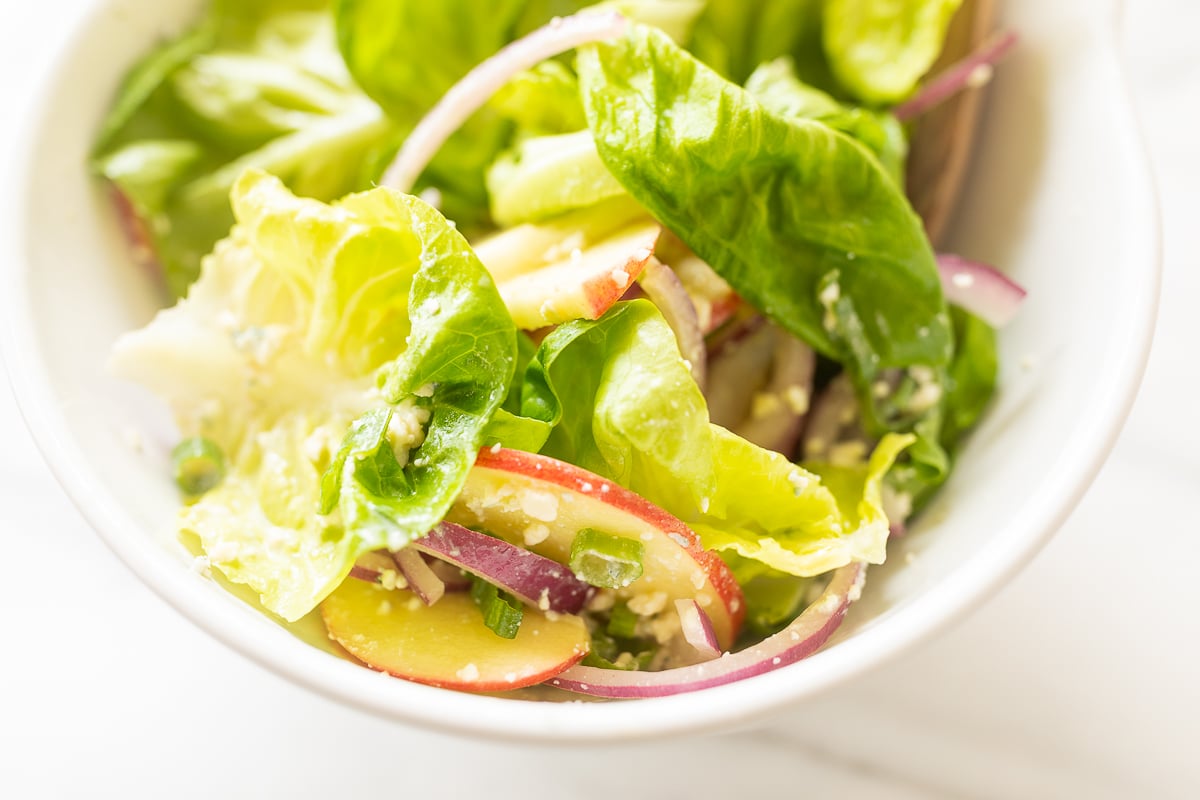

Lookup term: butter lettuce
[744,57,908,186]
[93,0,399,297]
[112,170,515,620]
[520,301,908,577]
[577,26,953,442]
[824,0,963,104]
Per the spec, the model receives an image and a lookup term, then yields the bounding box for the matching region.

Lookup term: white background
[2,1,1196,797]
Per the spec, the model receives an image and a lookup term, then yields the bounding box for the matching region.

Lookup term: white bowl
[1,0,1159,741]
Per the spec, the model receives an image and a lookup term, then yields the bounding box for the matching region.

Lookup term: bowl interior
[2,0,1158,740]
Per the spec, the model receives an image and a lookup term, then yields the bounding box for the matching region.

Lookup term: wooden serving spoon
[906,0,1000,248]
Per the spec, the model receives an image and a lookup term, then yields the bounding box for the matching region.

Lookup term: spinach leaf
[577,25,952,434]
[823,0,963,104]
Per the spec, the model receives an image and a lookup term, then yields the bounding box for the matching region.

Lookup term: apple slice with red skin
[492,223,660,329]
[322,578,589,692]
[473,200,661,330]
[448,448,745,649]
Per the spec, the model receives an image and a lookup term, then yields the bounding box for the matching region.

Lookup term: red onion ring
[639,258,707,389]
[894,30,1019,122]
[936,253,1027,327]
[391,548,445,606]
[675,599,720,661]
[550,563,865,697]
[382,12,629,192]
[413,522,593,615]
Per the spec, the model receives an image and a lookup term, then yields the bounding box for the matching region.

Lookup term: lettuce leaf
[744,57,908,187]
[577,25,953,441]
[823,0,963,104]
[521,301,908,577]
[93,0,399,297]
[113,170,515,620]
[689,0,831,87]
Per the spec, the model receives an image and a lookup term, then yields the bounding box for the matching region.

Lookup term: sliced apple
[472,198,660,329]
[322,578,589,691]
[447,448,745,649]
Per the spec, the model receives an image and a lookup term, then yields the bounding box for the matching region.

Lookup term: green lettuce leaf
[486,130,627,226]
[113,169,515,620]
[521,300,909,577]
[577,24,952,438]
[823,0,963,104]
[689,0,831,87]
[93,0,399,297]
[744,57,908,186]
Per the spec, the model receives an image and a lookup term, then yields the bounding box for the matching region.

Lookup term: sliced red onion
[413,522,592,615]
[426,558,473,591]
[392,548,446,606]
[551,564,865,697]
[801,374,867,463]
[894,30,1019,122]
[109,186,163,283]
[382,12,629,192]
[732,329,815,457]
[675,599,720,661]
[348,550,399,585]
[936,253,1027,327]
[705,319,774,429]
[639,258,707,389]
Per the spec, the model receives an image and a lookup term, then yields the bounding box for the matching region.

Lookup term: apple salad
[96,0,1021,697]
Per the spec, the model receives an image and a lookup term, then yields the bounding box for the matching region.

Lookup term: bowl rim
[0,0,1162,742]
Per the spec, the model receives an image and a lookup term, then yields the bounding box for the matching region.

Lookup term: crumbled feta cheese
[377,600,392,615]
[191,556,212,578]
[456,663,480,682]
[519,490,559,522]
[537,588,551,612]
[611,267,630,287]
[751,392,782,419]
[628,591,668,616]
[828,440,868,467]
[586,589,616,612]
[207,541,240,563]
[966,63,994,89]
[523,523,550,546]
[783,385,810,414]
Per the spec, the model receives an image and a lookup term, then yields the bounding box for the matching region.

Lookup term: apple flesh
[322,578,589,691]
[448,448,745,649]
[472,202,660,329]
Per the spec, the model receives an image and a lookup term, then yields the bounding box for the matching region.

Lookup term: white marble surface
[1,1,1196,797]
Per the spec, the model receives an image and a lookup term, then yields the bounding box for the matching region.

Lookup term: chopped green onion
[606,601,639,639]
[569,528,644,589]
[171,436,226,496]
[470,576,523,639]
[582,630,657,671]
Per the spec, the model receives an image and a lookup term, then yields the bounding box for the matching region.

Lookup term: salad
[95,0,1023,697]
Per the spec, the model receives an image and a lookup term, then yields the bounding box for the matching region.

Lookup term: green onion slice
[569,528,644,589]
[470,576,523,639]
[171,436,226,496]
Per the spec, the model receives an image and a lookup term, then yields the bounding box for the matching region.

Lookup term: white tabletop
[2,2,1196,797]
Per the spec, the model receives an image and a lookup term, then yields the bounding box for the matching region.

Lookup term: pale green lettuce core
[520,301,910,577]
[111,169,515,620]
[823,0,964,104]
